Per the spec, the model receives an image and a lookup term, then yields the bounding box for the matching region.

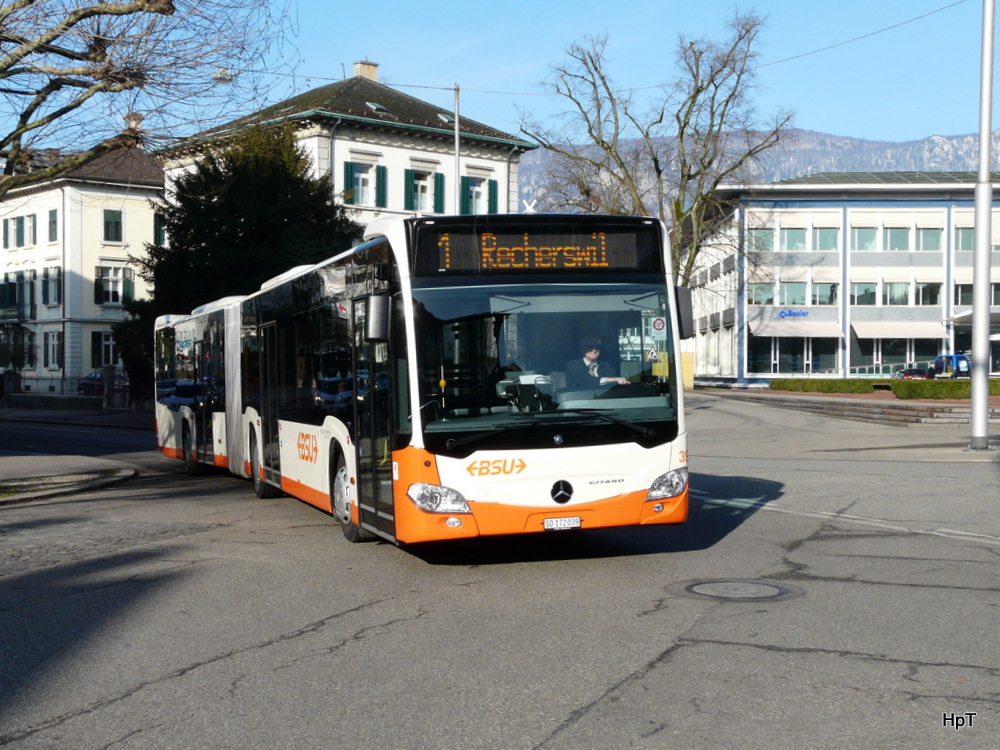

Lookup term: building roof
[182,75,535,151]
[61,147,163,187]
[775,171,1000,186]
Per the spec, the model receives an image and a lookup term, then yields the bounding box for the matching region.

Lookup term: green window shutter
[123,268,135,303]
[55,267,62,304]
[460,176,471,215]
[433,173,445,213]
[58,334,64,369]
[2,219,7,249]
[343,162,356,204]
[375,165,388,208]
[43,333,50,367]
[92,331,102,368]
[42,268,50,305]
[94,266,105,305]
[15,216,24,247]
[487,179,499,214]
[403,169,415,211]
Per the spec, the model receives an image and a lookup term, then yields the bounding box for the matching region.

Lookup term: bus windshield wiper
[444,424,523,450]
[541,408,657,438]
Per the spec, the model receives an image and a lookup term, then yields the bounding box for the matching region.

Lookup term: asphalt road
[0,396,997,749]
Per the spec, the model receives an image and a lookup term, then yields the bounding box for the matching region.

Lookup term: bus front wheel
[332,453,372,542]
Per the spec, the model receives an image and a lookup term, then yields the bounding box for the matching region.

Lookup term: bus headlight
[407,483,471,514]
[646,467,688,501]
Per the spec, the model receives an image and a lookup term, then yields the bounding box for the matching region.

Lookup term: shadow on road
[408,471,784,566]
[0,549,188,729]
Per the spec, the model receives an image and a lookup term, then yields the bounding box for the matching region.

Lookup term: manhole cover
[670,579,803,601]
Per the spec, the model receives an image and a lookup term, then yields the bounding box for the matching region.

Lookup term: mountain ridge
[517,129,1000,207]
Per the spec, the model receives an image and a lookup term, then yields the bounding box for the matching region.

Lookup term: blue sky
[271,0,991,144]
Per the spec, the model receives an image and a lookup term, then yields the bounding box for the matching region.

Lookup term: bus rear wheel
[332,453,372,542]
[250,434,281,499]
[183,427,201,476]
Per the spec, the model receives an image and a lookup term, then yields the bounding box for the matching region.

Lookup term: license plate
[544,516,581,531]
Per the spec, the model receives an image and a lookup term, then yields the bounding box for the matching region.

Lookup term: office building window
[954,284,973,305]
[955,227,975,251]
[851,227,876,251]
[779,281,806,305]
[915,283,941,306]
[851,283,877,305]
[747,282,774,305]
[780,228,806,251]
[747,228,773,252]
[812,227,839,252]
[883,227,909,251]
[915,228,941,251]
[882,282,909,305]
[812,283,838,305]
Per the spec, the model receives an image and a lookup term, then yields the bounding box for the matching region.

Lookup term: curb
[0,469,138,507]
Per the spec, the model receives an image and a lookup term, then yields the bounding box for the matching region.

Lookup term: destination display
[413,224,663,275]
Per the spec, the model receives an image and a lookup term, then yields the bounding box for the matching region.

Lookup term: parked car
[77,370,126,395]
[893,368,928,380]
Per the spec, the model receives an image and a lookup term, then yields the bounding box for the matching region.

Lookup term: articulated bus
[155,214,694,545]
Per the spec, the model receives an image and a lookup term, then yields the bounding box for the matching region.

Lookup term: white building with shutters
[691,172,1000,384]
[164,60,536,228]
[0,148,160,396]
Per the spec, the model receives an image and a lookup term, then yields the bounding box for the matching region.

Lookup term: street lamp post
[970,0,995,451]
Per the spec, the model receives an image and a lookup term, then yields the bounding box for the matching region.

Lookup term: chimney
[353,58,379,82]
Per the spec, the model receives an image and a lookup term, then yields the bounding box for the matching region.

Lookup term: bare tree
[521,13,793,285]
[0,0,291,199]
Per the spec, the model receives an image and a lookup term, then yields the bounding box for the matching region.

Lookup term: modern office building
[691,172,1000,384]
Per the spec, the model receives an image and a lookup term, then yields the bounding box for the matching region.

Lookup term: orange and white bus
[155,214,693,544]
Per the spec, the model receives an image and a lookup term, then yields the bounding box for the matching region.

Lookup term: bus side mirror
[365,294,390,342]
[675,286,694,340]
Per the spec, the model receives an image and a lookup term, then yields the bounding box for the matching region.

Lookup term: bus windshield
[410,279,680,454]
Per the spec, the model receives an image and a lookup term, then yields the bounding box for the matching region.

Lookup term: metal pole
[454,84,461,214]
[970,0,995,451]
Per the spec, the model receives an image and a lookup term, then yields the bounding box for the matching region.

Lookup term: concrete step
[710,392,1000,427]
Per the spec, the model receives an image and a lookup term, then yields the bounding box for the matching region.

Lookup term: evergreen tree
[118,124,360,404]
[137,124,361,313]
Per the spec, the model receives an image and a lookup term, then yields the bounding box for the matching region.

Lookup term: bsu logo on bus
[297,432,319,463]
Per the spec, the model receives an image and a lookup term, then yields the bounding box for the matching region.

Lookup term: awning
[850,321,945,339]
[749,320,844,338]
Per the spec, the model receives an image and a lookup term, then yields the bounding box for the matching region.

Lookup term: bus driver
[565,336,629,388]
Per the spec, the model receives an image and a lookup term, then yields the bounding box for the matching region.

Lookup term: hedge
[769,378,1000,399]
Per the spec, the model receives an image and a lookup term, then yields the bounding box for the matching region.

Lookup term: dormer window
[366,101,388,114]
[437,113,454,124]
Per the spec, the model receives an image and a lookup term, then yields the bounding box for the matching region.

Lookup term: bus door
[192,340,211,462]
[258,322,281,483]
[353,298,394,537]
